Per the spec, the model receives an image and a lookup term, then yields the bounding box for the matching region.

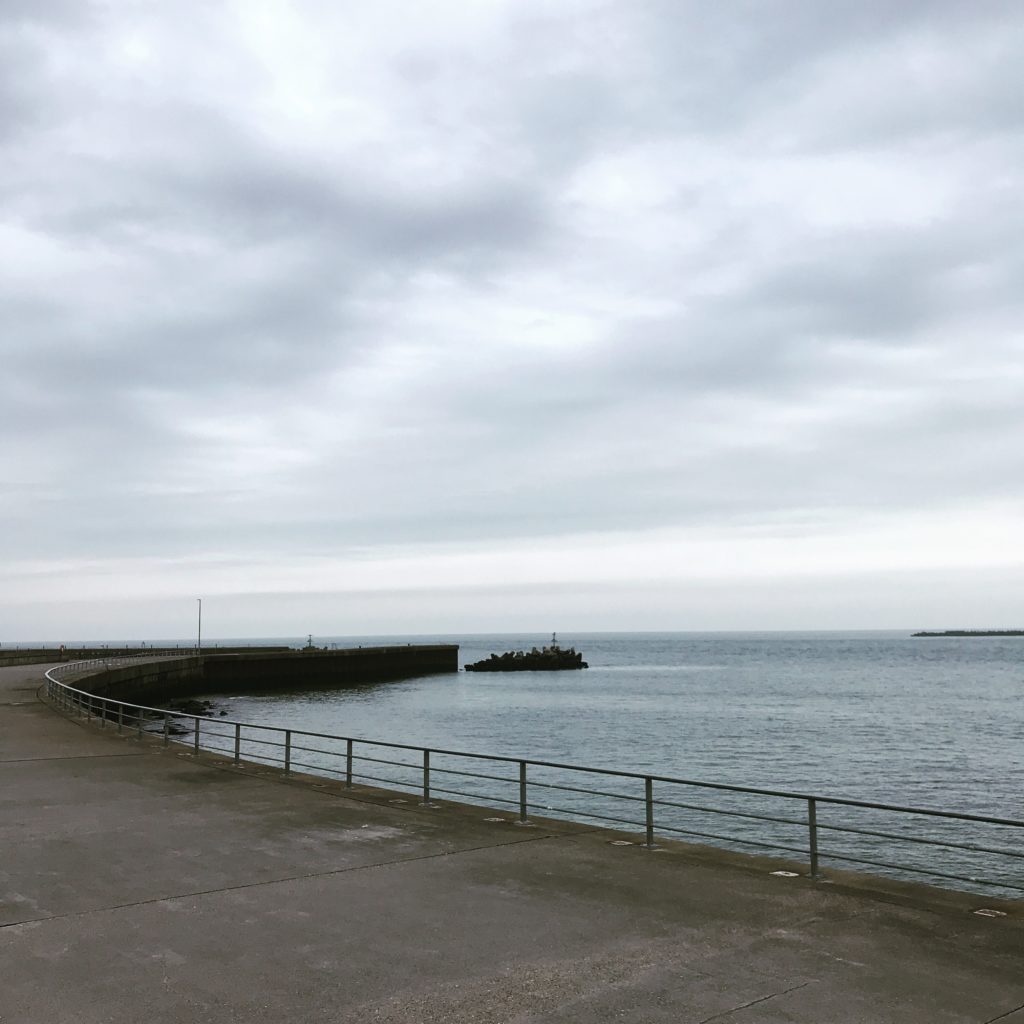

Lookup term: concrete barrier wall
[202,645,458,693]
[80,645,458,704]
[83,657,206,704]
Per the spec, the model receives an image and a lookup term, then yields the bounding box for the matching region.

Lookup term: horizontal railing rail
[44,660,1024,899]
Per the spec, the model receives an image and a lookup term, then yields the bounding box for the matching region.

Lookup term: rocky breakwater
[466,640,588,673]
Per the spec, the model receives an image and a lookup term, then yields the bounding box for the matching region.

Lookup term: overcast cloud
[2,0,1023,640]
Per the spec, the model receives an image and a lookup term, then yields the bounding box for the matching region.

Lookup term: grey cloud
[3,0,1024,630]
[0,0,95,24]
[610,1,1024,153]
[0,36,41,141]
[153,154,549,260]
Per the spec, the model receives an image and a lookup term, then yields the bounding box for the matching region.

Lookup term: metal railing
[44,660,1024,899]
[47,652,194,676]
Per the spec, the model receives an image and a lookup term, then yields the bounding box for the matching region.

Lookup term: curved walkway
[2,662,1022,1023]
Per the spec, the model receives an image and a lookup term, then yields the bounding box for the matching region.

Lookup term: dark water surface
[202,631,1024,895]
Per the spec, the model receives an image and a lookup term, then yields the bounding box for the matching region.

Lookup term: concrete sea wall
[80,656,206,704]
[79,645,458,704]
[201,645,458,693]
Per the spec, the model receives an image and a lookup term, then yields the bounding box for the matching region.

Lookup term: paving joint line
[0,827,581,933]
[983,1000,1024,1023]
[0,751,150,764]
[697,981,812,1022]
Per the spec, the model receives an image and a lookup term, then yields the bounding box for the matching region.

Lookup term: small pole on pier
[345,739,353,787]
[234,723,241,763]
[807,798,820,878]
[645,777,656,848]
[519,761,529,824]
[421,749,431,805]
[284,730,292,775]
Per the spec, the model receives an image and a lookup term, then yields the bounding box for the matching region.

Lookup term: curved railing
[44,659,1024,901]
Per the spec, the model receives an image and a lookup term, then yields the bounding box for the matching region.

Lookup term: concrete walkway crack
[696,981,812,1022]
[983,1000,1024,1023]
[0,751,148,764]
[0,828,571,932]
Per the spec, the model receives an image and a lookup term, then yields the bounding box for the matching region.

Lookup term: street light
[197,598,202,653]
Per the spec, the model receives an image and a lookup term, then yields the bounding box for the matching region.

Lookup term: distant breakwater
[911,630,1024,638]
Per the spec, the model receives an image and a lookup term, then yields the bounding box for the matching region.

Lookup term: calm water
[197,631,1024,895]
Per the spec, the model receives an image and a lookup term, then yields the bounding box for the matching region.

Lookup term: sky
[2,0,1023,641]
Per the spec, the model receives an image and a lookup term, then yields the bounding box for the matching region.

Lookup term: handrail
[43,659,1024,899]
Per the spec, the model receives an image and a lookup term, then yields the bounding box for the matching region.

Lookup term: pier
[59,644,459,704]
[3,659,1023,1022]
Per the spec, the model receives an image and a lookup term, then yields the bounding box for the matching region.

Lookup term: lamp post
[197,598,202,653]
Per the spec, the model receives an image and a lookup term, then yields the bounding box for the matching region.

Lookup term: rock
[465,644,588,672]
[167,698,216,717]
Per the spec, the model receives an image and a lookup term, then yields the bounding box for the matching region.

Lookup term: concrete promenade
[2,663,1022,1023]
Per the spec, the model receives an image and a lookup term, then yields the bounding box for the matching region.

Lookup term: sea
[194,631,1024,897]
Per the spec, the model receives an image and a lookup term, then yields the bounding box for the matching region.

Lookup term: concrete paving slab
[2,663,1022,1023]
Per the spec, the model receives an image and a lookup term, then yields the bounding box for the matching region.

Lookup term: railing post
[807,798,820,878]
[422,749,431,805]
[346,738,353,787]
[99,698,106,728]
[163,713,170,747]
[117,703,124,733]
[234,723,241,764]
[645,776,655,848]
[519,761,529,823]
[193,717,201,755]
[284,730,292,775]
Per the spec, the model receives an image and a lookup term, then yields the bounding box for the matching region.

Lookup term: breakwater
[912,630,1024,637]
[71,645,458,705]
[202,645,458,693]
